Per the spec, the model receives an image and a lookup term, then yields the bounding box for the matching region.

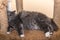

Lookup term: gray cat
[7,11,58,38]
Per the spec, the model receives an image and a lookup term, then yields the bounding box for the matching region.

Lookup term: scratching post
[0,0,8,34]
[16,0,23,13]
[54,0,60,28]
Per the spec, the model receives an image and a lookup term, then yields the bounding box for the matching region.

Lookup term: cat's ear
[13,10,16,13]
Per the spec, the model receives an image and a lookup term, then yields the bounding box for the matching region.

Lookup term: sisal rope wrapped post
[0,0,8,34]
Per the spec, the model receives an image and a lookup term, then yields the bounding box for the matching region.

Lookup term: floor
[0,30,60,40]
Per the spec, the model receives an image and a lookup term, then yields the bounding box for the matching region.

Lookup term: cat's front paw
[7,32,10,34]
[20,34,25,38]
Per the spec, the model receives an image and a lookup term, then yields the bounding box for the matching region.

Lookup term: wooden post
[0,0,8,34]
[0,22,1,30]
[16,0,23,13]
[54,0,60,28]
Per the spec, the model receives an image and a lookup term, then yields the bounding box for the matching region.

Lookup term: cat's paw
[7,32,10,34]
[20,34,25,38]
[45,32,52,38]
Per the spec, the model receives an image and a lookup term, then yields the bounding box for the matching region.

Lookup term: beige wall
[11,0,54,18]
[23,0,54,18]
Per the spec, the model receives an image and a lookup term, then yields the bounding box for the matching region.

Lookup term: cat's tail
[51,19,59,32]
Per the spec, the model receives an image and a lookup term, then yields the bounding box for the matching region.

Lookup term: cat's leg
[44,23,53,38]
[7,25,13,34]
[15,23,24,37]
